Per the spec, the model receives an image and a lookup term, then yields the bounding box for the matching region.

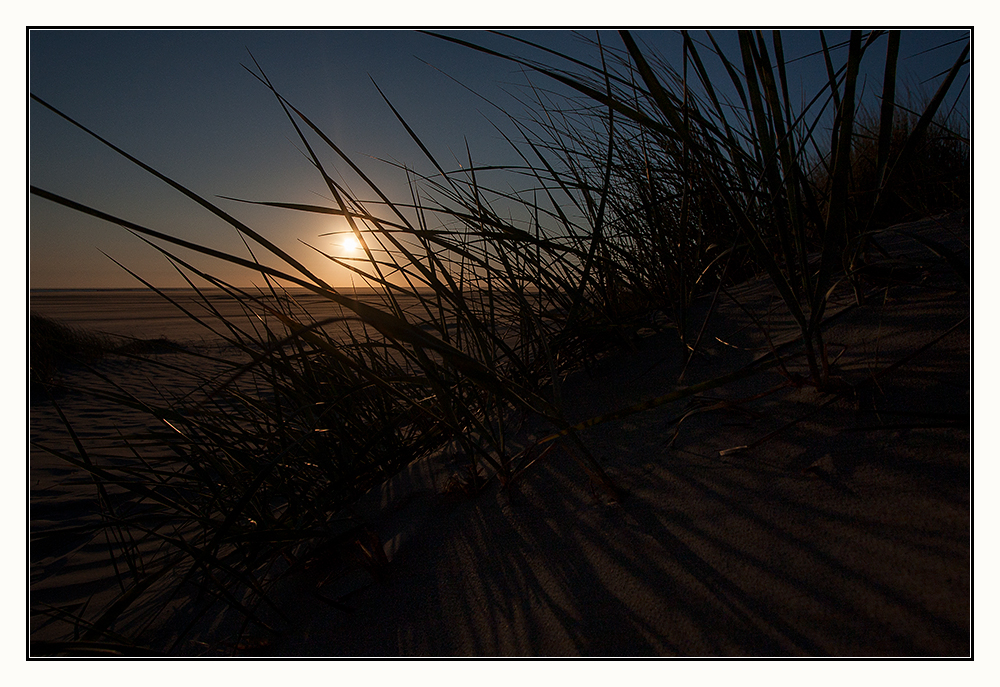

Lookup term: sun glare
[340,234,363,252]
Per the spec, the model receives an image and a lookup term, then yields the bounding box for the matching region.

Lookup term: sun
[340,234,363,252]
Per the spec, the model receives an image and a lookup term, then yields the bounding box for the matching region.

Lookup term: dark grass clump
[30,311,187,388]
[30,312,116,385]
[846,106,970,226]
[450,30,969,385]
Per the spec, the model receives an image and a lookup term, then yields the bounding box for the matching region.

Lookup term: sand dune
[29,214,970,656]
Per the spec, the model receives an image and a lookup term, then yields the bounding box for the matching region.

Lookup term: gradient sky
[28,29,970,289]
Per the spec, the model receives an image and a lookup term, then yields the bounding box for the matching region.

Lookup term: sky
[28,29,971,290]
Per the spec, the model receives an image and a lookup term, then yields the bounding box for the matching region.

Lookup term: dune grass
[30,311,186,389]
[30,312,116,382]
[29,30,969,655]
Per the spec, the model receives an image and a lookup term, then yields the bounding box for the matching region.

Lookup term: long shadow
[321,355,968,655]
[376,453,813,655]
[638,456,968,654]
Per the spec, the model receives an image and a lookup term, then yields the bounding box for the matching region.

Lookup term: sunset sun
[340,234,363,252]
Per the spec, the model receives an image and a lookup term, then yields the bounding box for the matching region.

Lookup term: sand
[28,213,971,657]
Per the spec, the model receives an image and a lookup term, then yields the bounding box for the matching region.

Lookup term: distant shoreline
[28,286,390,295]
[28,285,543,296]
[29,287,228,293]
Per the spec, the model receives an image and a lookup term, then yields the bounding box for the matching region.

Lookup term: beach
[28,213,970,656]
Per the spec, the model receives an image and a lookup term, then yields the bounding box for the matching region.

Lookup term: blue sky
[28,29,970,289]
